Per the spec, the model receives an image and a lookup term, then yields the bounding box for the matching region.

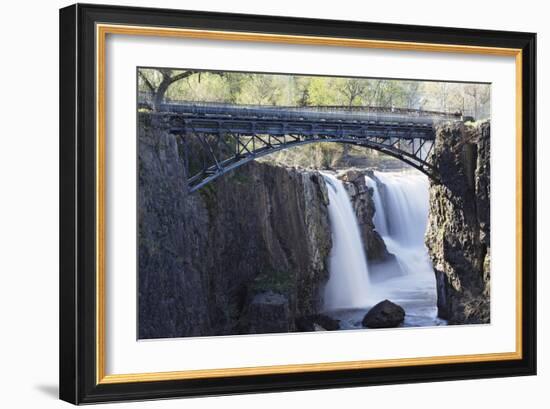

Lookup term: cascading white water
[363,170,440,327]
[372,171,429,244]
[322,169,442,328]
[367,171,432,277]
[322,173,372,310]
[364,177,389,237]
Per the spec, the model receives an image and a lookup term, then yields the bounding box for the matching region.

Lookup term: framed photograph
[59,3,536,404]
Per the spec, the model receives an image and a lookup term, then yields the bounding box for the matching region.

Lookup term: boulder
[314,313,340,331]
[362,300,405,328]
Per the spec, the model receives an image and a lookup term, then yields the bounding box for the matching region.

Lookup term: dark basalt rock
[295,313,340,332]
[339,169,394,263]
[426,121,491,324]
[137,112,333,339]
[362,300,405,328]
[247,291,291,334]
[314,313,340,331]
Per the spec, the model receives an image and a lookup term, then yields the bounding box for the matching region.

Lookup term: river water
[322,170,446,329]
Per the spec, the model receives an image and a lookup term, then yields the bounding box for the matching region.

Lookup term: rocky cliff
[138,113,332,338]
[339,169,392,262]
[426,121,491,324]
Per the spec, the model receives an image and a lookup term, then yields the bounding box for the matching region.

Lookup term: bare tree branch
[138,71,156,93]
[168,70,198,84]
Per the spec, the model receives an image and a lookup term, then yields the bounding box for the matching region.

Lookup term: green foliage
[224,72,249,103]
[166,72,230,102]
[138,68,163,89]
[235,74,284,105]
[137,68,491,120]
[319,143,343,168]
[259,141,405,170]
[307,77,338,105]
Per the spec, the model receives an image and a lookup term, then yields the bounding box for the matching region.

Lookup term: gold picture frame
[60,3,536,404]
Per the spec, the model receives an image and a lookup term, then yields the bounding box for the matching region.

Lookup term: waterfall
[322,173,372,310]
[367,171,432,277]
[364,177,389,237]
[322,169,441,328]
[371,171,429,245]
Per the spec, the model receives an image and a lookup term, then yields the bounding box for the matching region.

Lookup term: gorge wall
[138,113,332,339]
[426,121,491,324]
[138,111,491,336]
[339,169,393,263]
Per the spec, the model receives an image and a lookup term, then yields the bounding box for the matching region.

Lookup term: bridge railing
[158,101,460,125]
[157,100,462,119]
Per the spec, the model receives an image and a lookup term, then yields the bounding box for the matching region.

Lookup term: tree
[294,77,311,106]
[338,78,368,107]
[402,81,421,109]
[366,80,402,107]
[236,74,282,105]
[224,73,249,103]
[420,82,451,112]
[307,77,338,106]
[464,84,490,119]
[167,72,231,103]
[138,68,198,111]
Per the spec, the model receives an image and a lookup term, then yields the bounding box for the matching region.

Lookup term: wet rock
[314,313,340,331]
[426,121,491,324]
[339,169,393,262]
[362,300,405,328]
[295,313,340,332]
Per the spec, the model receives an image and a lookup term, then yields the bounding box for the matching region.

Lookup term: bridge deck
[160,101,460,127]
[160,102,457,192]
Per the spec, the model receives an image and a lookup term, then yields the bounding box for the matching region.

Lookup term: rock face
[295,313,340,331]
[339,169,392,262]
[246,291,291,334]
[362,300,405,328]
[138,113,332,338]
[426,121,491,324]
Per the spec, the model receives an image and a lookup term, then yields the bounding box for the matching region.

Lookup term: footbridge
[163,102,461,192]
